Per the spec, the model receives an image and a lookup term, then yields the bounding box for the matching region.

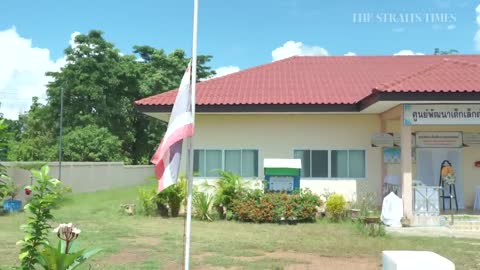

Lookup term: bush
[326,193,346,222]
[163,176,186,217]
[349,192,379,219]
[137,179,186,217]
[231,189,321,223]
[18,165,63,268]
[355,220,386,237]
[211,170,248,219]
[193,191,214,221]
[137,187,157,216]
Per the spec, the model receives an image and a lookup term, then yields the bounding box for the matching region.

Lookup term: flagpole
[184,0,198,269]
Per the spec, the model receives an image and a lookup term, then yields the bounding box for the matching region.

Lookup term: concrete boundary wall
[3,162,154,201]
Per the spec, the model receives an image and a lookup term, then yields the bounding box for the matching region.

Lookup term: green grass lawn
[1,187,480,269]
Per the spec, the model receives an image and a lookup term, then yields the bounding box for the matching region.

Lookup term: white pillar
[380,118,387,203]
[401,109,413,221]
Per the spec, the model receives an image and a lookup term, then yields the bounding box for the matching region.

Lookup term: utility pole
[58,88,64,180]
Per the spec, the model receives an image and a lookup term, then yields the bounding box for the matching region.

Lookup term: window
[294,149,366,178]
[194,149,259,177]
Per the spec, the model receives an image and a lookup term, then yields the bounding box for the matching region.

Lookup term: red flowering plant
[231,189,321,223]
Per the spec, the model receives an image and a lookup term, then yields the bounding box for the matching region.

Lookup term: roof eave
[135,103,360,113]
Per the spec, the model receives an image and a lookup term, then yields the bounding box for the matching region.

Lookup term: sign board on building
[371,133,394,147]
[463,132,480,146]
[415,132,463,148]
[404,104,480,126]
[269,176,294,192]
[371,133,416,147]
[383,148,416,164]
[393,133,416,147]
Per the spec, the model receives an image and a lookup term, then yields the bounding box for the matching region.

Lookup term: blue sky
[1,0,480,118]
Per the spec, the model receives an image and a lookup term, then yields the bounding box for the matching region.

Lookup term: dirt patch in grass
[193,252,216,261]
[236,251,380,270]
[105,248,150,265]
[164,261,184,270]
[269,251,380,270]
[118,236,161,247]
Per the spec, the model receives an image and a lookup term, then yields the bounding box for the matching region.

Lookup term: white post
[184,0,198,269]
[401,106,413,222]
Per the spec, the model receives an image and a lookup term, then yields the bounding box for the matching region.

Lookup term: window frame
[293,148,367,179]
[194,148,260,178]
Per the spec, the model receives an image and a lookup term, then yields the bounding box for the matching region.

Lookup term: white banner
[404,104,480,126]
[415,132,463,148]
[463,132,480,146]
[371,133,394,147]
[393,133,416,147]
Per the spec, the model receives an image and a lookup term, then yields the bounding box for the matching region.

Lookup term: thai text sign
[269,176,294,192]
[404,104,480,125]
[415,132,463,148]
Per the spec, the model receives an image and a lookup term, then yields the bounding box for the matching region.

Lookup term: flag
[151,62,194,193]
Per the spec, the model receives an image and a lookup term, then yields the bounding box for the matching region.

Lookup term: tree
[434,48,459,55]
[9,30,215,164]
[0,119,10,174]
[8,98,57,161]
[61,125,123,161]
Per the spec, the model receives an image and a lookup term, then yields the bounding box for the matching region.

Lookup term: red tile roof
[135,55,480,107]
[374,58,480,93]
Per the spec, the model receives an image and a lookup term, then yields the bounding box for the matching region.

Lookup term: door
[416,148,464,209]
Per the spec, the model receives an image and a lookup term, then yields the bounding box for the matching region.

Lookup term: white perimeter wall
[4,162,154,202]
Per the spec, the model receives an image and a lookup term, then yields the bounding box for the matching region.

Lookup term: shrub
[350,192,379,219]
[231,189,321,223]
[137,186,157,216]
[18,165,63,269]
[326,193,346,222]
[193,191,214,221]
[163,177,186,217]
[0,174,18,201]
[137,179,186,217]
[355,221,386,237]
[212,170,248,219]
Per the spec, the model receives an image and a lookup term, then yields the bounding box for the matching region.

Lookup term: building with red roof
[136,55,480,223]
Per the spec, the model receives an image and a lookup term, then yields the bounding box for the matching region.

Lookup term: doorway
[416,148,464,209]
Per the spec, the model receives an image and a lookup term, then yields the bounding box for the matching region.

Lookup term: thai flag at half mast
[151,61,194,193]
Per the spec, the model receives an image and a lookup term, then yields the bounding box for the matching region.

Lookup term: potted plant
[1,175,21,213]
[350,208,361,219]
[287,216,298,225]
[156,192,169,218]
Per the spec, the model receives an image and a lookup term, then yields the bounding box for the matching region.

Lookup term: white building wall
[192,114,383,201]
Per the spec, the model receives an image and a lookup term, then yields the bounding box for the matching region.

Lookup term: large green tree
[9,30,215,164]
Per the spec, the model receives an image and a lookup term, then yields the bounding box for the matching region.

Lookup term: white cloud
[271,41,328,61]
[393,50,425,56]
[475,4,480,50]
[69,31,80,48]
[447,24,456,30]
[201,66,240,81]
[0,27,75,119]
[344,52,356,56]
[392,27,406,33]
[212,66,240,79]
